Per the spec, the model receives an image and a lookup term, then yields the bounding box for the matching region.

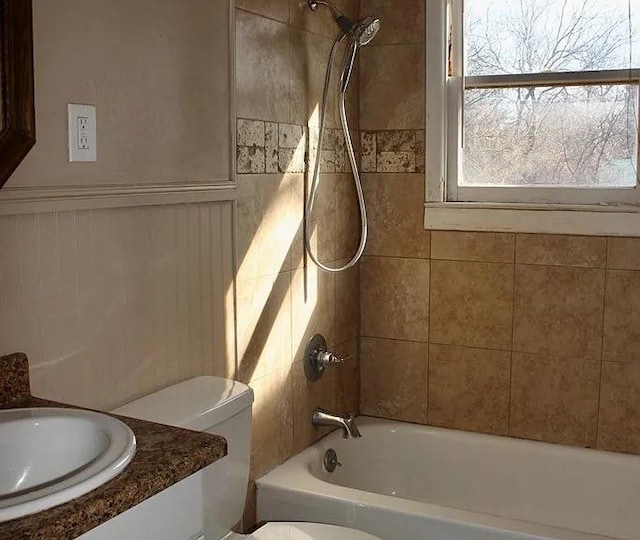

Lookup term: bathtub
[256,417,640,540]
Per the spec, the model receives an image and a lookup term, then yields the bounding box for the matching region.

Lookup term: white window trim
[424,0,640,236]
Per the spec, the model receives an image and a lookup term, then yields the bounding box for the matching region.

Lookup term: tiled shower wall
[358,0,640,455]
[233,0,361,521]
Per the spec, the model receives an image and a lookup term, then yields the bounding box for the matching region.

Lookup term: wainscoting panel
[0,201,234,410]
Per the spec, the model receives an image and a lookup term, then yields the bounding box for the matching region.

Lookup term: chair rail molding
[0,182,237,216]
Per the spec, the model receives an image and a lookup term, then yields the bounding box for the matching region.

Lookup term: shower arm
[307,0,343,18]
[307,0,357,37]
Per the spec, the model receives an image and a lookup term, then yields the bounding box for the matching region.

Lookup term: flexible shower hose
[304,35,368,273]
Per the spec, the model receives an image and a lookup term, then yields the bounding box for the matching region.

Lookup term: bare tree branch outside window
[462,0,639,188]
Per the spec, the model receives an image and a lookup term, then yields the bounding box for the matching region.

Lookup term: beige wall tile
[510,353,600,446]
[608,237,640,270]
[237,147,266,174]
[361,132,377,171]
[306,174,337,264]
[376,130,416,151]
[516,234,606,268]
[361,256,430,342]
[363,174,430,258]
[291,265,336,362]
[292,360,337,453]
[279,123,305,148]
[377,151,415,172]
[237,0,289,22]
[335,174,361,262]
[290,28,337,128]
[265,122,279,173]
[513,265,604,359]
[335,263,359,344]
[431,231,514,263]
[360,44,425,130]
[236,9,290,123]
[335,339,360,415]
[603,270,640,362]
[360,337,428,422]
[250,367,294,478]
[236,175,302,280]
[430,260,513,350]
[236,272,292,384]
[415,130,425,173]
[428,344,510,435]
[360,0,425,45]
[598,361,640,454]
[237,119,266,147]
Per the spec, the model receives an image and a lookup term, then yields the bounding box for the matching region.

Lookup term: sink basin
[0,408,136,522]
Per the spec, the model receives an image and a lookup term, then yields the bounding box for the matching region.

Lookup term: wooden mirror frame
[0,0,35,189]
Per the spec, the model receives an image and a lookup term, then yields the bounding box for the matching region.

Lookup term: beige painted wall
[358,0,640,456]
[8,0,231,189]
[0,1,234,409]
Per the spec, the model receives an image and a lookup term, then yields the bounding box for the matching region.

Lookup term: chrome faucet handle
[304,334,348,381]
[319,351,345,366]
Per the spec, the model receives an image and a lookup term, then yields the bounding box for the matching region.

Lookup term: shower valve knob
[304,334,348,381]
[319,351,345,366]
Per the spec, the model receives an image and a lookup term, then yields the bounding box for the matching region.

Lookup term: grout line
[235,7,289,26]
[362,253,431,261]
[366,251,612,269]
[361,334,519,354]
[236,6,348,43]
[361,128,425,133]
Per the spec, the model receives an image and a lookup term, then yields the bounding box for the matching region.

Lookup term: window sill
[424,202,640,237]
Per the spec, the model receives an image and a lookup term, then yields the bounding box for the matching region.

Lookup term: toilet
[113,376,380,540]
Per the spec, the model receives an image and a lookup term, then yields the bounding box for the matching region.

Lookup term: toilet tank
[113,377,254,536]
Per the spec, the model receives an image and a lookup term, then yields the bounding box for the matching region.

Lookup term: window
[440,0,640,206]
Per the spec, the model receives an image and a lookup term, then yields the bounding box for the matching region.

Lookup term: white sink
[0,407,136,522]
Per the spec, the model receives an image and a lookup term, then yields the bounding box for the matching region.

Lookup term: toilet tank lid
[112,376,254,431]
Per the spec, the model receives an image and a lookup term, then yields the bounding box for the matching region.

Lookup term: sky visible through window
[462,0,640,189]
[466,0,640,75]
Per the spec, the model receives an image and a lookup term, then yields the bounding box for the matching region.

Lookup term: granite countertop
[0,353,227,540]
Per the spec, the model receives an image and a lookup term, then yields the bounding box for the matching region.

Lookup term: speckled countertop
[0,353,227,540]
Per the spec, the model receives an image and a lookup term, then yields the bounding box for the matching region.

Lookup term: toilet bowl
[113,377,380,540]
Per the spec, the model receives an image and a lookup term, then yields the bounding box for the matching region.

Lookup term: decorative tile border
[236,118,356,175]
[361,130,425,174]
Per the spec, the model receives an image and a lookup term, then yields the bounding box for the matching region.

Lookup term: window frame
[427,0,640,209]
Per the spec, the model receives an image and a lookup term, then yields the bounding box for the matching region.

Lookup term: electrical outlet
[68,104,97,162]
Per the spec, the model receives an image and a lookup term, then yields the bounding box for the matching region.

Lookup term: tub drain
[323,448,341,473]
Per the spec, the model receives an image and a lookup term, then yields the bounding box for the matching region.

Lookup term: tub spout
[312,408,362,439]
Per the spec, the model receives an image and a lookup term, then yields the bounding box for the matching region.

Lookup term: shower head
[307,1,381,46]
[350,15,381,46]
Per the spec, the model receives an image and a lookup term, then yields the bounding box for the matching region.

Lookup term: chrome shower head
[350,15,381,46]
[307,1,381,46]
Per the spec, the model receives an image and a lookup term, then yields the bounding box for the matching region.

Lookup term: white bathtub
[256,417,640,540]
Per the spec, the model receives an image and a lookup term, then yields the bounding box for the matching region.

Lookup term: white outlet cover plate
[68,104,97,162]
